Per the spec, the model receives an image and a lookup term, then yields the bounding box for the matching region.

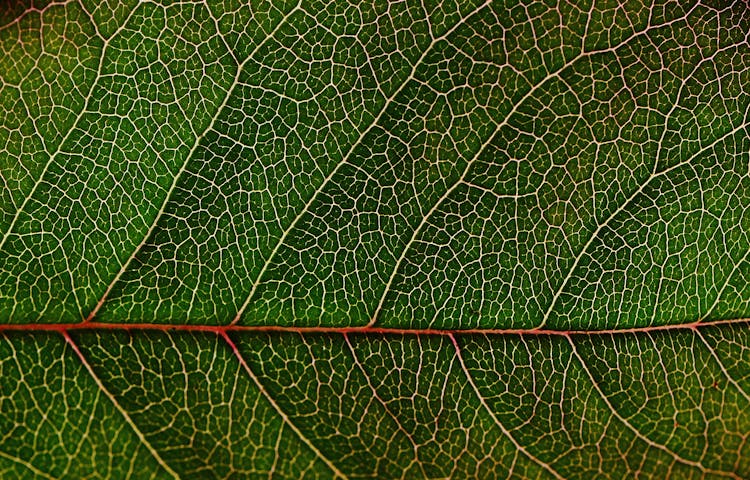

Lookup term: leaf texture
[1,0,750,478]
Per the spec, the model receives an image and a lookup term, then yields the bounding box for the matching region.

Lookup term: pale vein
[86,1,304,322]
[230,0,493,324]
[62,331,181,479]
[450,333,565,480]
[566,334,741,479]
[220,331,348,480]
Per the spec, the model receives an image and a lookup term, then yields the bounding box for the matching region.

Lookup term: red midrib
[0,318,746,335]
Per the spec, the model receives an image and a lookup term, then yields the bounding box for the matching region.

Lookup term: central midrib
[1,317,746,335]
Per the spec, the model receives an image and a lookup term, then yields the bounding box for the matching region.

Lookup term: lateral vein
[61,331,181,479]
[567,335,741,479]
[450,333,566,480]
[86,1,304,322]
[219,331,349,479]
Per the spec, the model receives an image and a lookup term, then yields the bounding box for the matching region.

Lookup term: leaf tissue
[1,0,749,478]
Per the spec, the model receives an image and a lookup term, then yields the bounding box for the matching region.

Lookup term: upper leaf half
[1,0,749,330]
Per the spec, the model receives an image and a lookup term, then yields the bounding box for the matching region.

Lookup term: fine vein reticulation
[2,0,750,478]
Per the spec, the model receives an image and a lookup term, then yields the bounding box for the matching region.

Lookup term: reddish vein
[1,318,747,336]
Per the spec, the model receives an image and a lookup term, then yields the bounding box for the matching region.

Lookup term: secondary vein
[62,331,182,479]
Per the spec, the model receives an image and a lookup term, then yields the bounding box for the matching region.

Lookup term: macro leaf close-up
[2,0,750,478]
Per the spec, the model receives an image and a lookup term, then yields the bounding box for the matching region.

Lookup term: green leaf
[1,0,749,478]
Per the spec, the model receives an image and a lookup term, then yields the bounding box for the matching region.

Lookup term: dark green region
[0,0,30,26]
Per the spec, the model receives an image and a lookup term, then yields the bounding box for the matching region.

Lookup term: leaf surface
[1,0,750,478]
